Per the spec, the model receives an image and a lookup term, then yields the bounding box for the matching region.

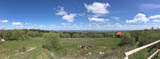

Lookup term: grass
[0,37,53,59]
[0,37,123,59]
[1,37,155,59]
[54,37,122,58]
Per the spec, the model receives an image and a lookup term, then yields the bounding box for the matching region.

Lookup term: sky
[0,0,160,30]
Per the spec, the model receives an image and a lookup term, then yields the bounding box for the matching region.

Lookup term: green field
[0,37,50,59]
[0,37,123,59]
[1,30,160,59]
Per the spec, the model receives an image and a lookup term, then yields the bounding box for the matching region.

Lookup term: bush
[27,31,42,37]
[119,32,135,46]
[2,30,29,41]
[59,33,71,38]
[3,31,12,40]
[80,33,87,38]
[104,33,114,37]
[43,33,61,51]
[72,33,80,38]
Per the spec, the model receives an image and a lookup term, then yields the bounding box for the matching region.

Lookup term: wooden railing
[147,49,160,59]
[124,40,160,59]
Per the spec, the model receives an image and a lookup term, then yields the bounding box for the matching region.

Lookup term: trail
[45,49,55,59]
[5,47,36,59]
[20,47,36,54]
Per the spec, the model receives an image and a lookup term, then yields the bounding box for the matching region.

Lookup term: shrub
[104,33,114,38]
[119,32,135,46]
[2,30,29,41]
[80,33,87,38]
[3,31,12,40]
[59,33,71,38]
[27,31,42,37]
[72,33,80,38]
[43,33,61,51]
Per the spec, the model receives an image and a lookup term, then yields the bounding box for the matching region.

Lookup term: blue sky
[0,0,160,30]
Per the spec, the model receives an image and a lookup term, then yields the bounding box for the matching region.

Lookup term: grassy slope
[55,38,122,58]
[1,37,156,59]
[0,37,122,59]
[0,37,52,59]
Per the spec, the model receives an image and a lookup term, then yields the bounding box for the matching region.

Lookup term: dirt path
[5,47,36,59]
[45,49,55,59]
[20,47,36,54]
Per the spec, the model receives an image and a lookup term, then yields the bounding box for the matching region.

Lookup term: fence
[124,40,160,59]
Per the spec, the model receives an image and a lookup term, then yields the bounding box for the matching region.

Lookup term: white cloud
[62,14,76,22]
[126,13,149,23]
[84,2,110,14]
[51,25,56,28]
[149,15,160,19]
[61,23,66,25]
[0,20,8,23]
[56,7,67,15]
[12,22,23,26]
[56,6,77,22]
[78,13,85,16]
[111,17,120,20]
[115,23,121,25]
[152,19,160,22]
[39,25,46,28]
[140,4,160,10]
[88,17,109,22]
[149,15,160,23]
[84,2,110,22]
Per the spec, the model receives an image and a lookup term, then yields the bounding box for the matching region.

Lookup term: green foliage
[27,31,43,37]
[60,33,71,38]
[43,33,61,51]
[72,33,80,38]
[104,33,114,37]
[58,32,115,38]
[80,33,87,38]
[3,31,12,40]
[87,33,104,38]
[2,30,29,41]
[119,32,135,46]
[10,30,22,40]
[119,30,160,47]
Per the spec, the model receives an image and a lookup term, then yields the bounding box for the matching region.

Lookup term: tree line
[0,29,117,41]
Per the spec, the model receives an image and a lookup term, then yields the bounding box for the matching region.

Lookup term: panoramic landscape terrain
[0,29,160,59]
[1,0,160,59]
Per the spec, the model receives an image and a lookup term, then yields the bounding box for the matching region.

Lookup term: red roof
[116,32,122,35]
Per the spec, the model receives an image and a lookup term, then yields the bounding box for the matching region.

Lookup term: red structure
[116,32,123,37]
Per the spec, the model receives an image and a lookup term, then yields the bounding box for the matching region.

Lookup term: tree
[104,33,114,38]
[119,32,135,46]
[2,30,29,41]
[10,30,21,40]
[27,31,42,37]
[94,33,104,38]
[43,33,61,50]
[60,33,71,38]
[72,33,80,38]
[3,31,12,40]
[80,33,87,38]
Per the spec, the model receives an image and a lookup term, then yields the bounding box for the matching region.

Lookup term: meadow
[0,37,123,59]
[0,29,160,59]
